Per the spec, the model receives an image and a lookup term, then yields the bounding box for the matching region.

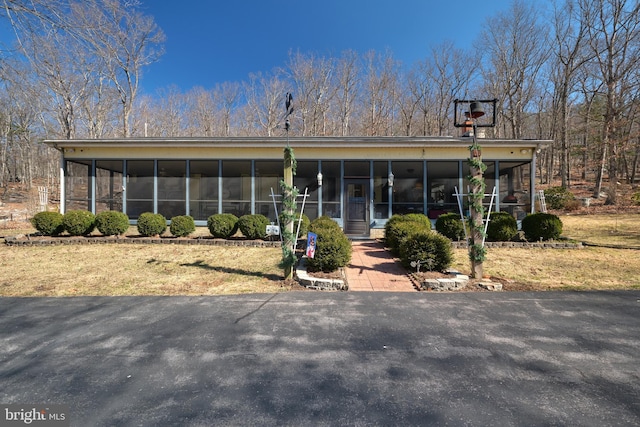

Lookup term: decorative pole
[468,103,487,279]
[280,93,297,280]
[454,99,497,279]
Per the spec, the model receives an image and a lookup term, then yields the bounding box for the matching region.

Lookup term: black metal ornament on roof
[284,92,294,131]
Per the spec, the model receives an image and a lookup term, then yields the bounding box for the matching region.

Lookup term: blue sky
[141,0,514,93]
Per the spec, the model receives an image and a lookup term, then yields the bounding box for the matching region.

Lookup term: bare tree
[333,50,360,136]
[70,0,165,137]
[582,0,640,204]
[286,51,334,136]
[480,0,550,139]
[243,71,288,136]
[550,0,593,188]
[359,50,399,136]
[423,41,477,136]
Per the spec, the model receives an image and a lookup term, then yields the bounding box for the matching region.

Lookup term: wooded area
[1,0,639,206]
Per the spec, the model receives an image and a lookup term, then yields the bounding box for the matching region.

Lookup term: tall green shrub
[207,213,239,238]
[237,214,270,240]
[435,213,465,241]
[95,211,130,236]
[62,210,96,236]
[522,212,563,241]
[306,226,352,273]
[170,215,195,237]
[384,214,431,254]
[137,212,167,237]
[486,211,518,241]
[31,211,64,236]
[399,230,453,272]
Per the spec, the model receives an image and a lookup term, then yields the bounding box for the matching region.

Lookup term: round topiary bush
[486,211,518,241]
[136,212,167,237]
[207,213,239,238]
[435,213,465,241]
[95,211,130,236]
[385,216,431,255]
[309,215,341,232]
[169,215,195,237]
[305,226,352,273]
[31,211,64,236]
[62,210,96,236]
[399,230,453,272]
[521,212,563,241]
[280,212,310,238]
[237,214,270,240]
[402,213,431,228]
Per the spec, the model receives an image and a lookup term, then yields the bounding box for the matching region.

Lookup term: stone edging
[451,241,583,249]
[4,235,282,248]
[295,257,347,291]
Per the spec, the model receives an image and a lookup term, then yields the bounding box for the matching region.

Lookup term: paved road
[1,291,639,426]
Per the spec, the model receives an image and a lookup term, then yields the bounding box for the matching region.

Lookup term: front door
[344,179,369,237]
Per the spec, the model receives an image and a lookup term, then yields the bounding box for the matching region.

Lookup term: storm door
[344,179,370,237]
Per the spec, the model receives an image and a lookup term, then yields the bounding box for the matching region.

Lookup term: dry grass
[1,215,640,296]
[0,244,289,296]
[559,213,640,247]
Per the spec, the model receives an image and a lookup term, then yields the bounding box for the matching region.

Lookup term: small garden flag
[306,232,317,258]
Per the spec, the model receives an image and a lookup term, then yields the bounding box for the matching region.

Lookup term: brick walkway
[346,241,416,292]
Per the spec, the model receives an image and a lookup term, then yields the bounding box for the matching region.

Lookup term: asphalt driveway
[1,291,639,426]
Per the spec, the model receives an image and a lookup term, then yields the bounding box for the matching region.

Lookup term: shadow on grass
[176,259,282,281]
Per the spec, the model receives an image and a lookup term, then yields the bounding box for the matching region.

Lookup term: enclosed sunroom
[45,136,548,238]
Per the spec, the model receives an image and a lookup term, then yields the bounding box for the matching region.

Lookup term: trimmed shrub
[207,213,239,238]
[95,211,130,236]
[544,186,576,210]
[306,226,352,273]
[170,215,195,237]
[384,215,431,254]
[435,213,465,241]
[137,212,167,237]
[62,210,96,236]
[31,211,64,236]
[521,212,563,241]
[399,230,453,272]
[237,214,270,240]
[402,213,431,228]
[486,211,518,241]
[309,215,341,232]
[280,212,310,238]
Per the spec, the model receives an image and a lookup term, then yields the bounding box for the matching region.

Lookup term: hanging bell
[468,101,485,119]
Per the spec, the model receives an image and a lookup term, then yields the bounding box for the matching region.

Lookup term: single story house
[44,136,550,238]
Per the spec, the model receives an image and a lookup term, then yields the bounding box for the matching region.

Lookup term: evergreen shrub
[169,215,196,237]
[31,211,64,236]
[399,230,453,272]
[521,212,563,241]
[62,210,96,236]
[237,214,270,239]
[207,213,238,238]
[309,215,341,232]
[544,186,576,210]
[385,215,431,255]
[137,212,167,236]
[305,226,352,273]
[95,211,130,236]
[486,211,518,241]
[435,213,465,241]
